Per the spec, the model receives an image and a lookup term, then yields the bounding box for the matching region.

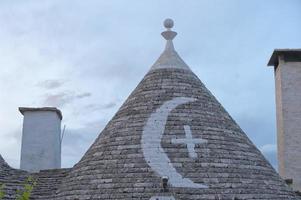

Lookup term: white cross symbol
[171,125,207,159]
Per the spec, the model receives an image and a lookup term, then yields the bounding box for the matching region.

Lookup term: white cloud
[37,79,66,89]
[42,91,92,107]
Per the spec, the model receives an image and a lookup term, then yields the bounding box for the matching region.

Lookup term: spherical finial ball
[164,18,174,29]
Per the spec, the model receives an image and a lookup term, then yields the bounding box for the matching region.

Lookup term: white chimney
[268,49,301,191]
[19,107,62,172]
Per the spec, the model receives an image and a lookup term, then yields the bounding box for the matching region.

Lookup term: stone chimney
[19,107,62,172]
[268,49,301,191]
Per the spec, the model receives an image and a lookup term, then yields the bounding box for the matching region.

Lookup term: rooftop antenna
[61,124,66,145]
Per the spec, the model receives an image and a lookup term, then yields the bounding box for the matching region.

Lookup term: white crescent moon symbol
[142,97,208,188]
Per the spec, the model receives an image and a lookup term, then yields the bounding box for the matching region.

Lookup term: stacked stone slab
[53,19,300,200]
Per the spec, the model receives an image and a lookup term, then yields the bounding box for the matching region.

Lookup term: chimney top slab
[268,49,301,67]
[19,107,62,120]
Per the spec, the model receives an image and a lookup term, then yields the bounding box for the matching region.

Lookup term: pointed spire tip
[150,18,190,71]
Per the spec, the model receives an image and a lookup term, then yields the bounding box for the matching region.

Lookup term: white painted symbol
[171,125,207,159]
[142,97,208,188]
[149,196,175,200]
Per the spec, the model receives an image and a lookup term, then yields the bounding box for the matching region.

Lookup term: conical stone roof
[55,19,300,200]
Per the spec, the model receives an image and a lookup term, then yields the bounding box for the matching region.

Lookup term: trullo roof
[55,19,299,199]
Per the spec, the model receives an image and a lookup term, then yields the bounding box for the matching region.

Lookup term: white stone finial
[164,18,174,29]
[161,18,177,41]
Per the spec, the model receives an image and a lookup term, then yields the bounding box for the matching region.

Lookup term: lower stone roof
[0,155,70,200]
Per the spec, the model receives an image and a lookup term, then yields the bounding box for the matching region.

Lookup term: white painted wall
[275,57,301,191]
[20,110,61,172]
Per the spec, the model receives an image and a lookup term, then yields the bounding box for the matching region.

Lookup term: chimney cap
[19,107,63,120]
[267,49,301,67]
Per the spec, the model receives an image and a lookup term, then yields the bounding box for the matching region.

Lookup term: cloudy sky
[0,0,300,169]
